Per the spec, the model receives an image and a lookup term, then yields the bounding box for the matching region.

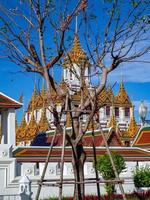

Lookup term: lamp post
[139,101,147,126]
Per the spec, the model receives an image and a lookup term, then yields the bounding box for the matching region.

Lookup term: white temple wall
[0,158,150,199]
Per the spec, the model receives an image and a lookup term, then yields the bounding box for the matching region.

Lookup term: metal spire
[75,15,78,34]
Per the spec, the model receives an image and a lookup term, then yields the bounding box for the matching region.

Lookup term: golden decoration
[27,84,38,111]
[115,82,132,105]
[16,114,27,144]
[87,119,98,131]
[66,112,72,128]
[63,34,90,68]
[25,112,38,142]
[108,113,117,129]
[38,108,50,132]
[97,87,108,104]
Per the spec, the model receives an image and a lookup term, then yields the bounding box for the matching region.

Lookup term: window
[115,107,119,117]
[106,106,110,116]
[125,107,130,117]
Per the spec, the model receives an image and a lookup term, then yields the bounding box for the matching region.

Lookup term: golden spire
[38,108,50,132]
[36,81,48,109]
[63,34,90,67]
[126,106,138,137]
[87,119,97,131]
[108,112,117,129]
[107,86,114,102]
[66,112,72,127]
[25,112,38,141]
[16,114,27,144]
[41,81,47,98]
[27,84,38,111]
[115,82,131,105]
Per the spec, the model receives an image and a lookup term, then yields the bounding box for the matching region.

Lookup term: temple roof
[0,92,22,109]
[132,126,150,149]
[63,34,90,67]
[13,146,150,162]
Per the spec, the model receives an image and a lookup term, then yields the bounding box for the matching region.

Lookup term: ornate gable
[115,82,132,106]
[132,126,150,149]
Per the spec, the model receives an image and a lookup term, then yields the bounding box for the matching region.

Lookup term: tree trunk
[72,143,86,200]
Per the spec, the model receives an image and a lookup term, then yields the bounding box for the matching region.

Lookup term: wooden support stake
[35,131,57,200]
[99,125,127,200]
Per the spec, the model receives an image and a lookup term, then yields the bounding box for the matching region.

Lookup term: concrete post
[19,175,32,200]
[7,108,16,145]
[1,110,8,144]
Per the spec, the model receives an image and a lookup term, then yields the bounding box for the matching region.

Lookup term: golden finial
[66,112,72,127]
[25,112,38,141]
[38,108,50,132]
[27,84,38,112]
[63,33,90,68]
[107,86,114,103]
[108,112,117,129]
[41,81,47,97]
[16,114,27,144]
[98,87,107,103]
[115,81,131,105]
[126,105,138,137]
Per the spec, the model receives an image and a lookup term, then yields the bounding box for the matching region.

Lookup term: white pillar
[7,108,16,145]
[119,107,125,123]
[99,107,105,121]
[1,110,8,144]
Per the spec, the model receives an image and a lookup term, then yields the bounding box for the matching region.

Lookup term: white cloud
[108,60,150,83]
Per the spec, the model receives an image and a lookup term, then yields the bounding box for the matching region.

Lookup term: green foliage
[133,165,150,188]
[95,152,126,194]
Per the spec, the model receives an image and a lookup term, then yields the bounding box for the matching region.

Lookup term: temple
[16,34,137,147]
[0,33,150,200]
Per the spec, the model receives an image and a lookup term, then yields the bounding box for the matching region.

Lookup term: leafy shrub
[133,165,150,188]
[95,152,126,194]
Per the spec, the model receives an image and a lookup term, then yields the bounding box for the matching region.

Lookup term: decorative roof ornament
[66,112,72,128]
[38,108,50,132]
[16,114,27,143]
[108,111,117,129]
[40,81,47,98]
[115,82,132,105]
[87,119,97,131]
[37,82,48,108]
[126,106,138,137]
[27,84,38,111]
[97,87,107,104]
[25,112,38,141]
[63,33,90,68]
[107,86,114,102]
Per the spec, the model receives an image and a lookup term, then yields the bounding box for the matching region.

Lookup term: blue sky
[0,0,150,123]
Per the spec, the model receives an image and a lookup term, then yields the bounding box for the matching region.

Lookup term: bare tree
[0,0,150,199]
